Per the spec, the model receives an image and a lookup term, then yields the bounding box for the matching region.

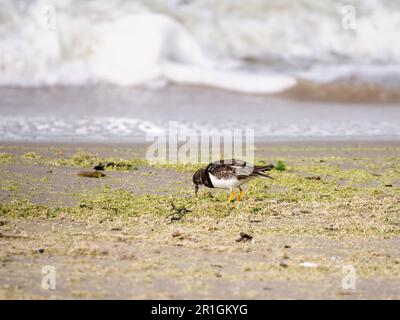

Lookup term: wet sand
[1,141,400,299]
[1,86,400,141]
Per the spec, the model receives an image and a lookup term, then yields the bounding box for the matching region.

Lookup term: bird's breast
[209,174,251,189]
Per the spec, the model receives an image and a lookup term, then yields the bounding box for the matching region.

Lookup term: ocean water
[1,0,400,141]
[1,86,400,142]
[1,0,400,91]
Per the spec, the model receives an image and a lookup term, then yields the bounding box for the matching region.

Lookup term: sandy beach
[1,141,399,299]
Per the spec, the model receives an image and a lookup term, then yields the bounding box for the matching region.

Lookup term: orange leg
[227,191,236,205]
[235,189,244,203]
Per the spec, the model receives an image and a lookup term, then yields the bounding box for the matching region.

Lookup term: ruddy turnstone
[193,159,274,204]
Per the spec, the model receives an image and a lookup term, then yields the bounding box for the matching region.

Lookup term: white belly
[209,174,252,189]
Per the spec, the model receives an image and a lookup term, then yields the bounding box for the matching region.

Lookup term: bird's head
[192,168,205,196]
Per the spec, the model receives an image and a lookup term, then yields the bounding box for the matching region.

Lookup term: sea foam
[1,0,400,92]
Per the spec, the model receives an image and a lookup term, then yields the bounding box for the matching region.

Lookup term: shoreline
[2,85,400,141]
[1,138,400,148]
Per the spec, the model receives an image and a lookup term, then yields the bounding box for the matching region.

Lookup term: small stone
[93,163,105,171]
[172,231,183,238]
[236,232,253,242]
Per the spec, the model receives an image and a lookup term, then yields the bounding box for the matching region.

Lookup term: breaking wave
[1,0,400,93]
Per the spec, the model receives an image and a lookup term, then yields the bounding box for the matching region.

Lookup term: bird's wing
[221,159,247,167]
[210,159,247,169]
[208,159,255,180]
[207,163,237,179]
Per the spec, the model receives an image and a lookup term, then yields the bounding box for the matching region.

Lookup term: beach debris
[170,215,183,222]
[385,184,393,187]
[306,176,321,180]
[93,162,117,170]
[168,202,192,222]
[300,262,318,268]
[93,161,136,171]
[94,163,105,170]
[236,232,254,243]
[169,216,181,222]
[284,244,291,249]
[46,170,53,174]
[170,202,192,215]
[77,170,106,178]
[36,248,45,254]
[110,227,122,232]
[279,262,288,268]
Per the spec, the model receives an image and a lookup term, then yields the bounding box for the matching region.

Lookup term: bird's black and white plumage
[193,159,274,204]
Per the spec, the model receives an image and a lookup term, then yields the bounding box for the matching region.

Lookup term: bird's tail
[251,170,274,179]
[254,164,274,171]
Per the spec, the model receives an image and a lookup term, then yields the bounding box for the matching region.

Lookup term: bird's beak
[194,185,199,196]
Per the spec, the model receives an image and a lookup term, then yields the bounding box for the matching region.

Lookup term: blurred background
[1,0,400,142]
